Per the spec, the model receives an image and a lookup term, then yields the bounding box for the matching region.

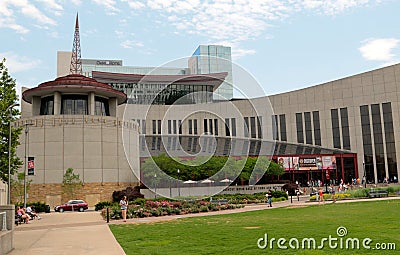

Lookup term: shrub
[27,202,48,213]
[95,201,115,211]
[200,205,209,212]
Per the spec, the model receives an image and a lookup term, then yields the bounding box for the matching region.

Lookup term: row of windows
[167,119,183,135]
[296,111,321,146]
[110,82,214,105]
[40,95,110,116]
[148,117,240,137]
[360,102,397,183]
[330,108,350,150]
[244,116,262,139]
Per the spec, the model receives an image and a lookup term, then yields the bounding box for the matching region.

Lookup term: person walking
[331,185,336,203]
[318,188,325,204]
[120,196,128,222]
[266,190,273,207]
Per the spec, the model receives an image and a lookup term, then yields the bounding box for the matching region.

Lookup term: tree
[0,58,22,182]
[11,172,31,204]
[62,168,82,200]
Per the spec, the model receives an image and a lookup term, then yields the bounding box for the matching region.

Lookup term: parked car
[54,200,88,212]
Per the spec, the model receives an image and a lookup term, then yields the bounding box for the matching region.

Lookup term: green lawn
[109,200,400,254]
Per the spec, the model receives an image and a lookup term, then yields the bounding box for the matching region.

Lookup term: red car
[54,200,88,212]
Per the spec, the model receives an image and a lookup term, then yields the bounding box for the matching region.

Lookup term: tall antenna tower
[70,13,82,74]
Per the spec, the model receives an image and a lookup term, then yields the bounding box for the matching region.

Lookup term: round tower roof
[22,74,127,104]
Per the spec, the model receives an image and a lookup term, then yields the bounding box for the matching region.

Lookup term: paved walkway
[10,196,400,254]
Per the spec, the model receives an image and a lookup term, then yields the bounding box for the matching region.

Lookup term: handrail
[0,212,7,231]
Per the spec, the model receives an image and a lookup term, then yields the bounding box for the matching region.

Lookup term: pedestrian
[120,196,128,222]
[318,188,324,204]
[331,185,336,203]
[266,190,273,207]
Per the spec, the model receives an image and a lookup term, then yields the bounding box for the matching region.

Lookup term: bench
[210,199,229,205]
[368,190,389,198]
[15,215,24,225]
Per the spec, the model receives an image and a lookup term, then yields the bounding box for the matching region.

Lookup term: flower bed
[309,185,400,201]
[100,200,245,220]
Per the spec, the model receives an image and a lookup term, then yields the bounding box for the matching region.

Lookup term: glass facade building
[189,45,233,100]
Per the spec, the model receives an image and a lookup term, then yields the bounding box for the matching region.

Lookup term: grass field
[110,200,400,254]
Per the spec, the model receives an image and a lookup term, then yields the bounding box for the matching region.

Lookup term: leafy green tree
[62,168,82,200]
[0,58,22,182]
[11,172,31,204]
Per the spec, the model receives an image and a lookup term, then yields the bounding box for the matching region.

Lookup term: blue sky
[1,0,400,99]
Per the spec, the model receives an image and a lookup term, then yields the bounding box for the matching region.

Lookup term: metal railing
[0,212,7,231]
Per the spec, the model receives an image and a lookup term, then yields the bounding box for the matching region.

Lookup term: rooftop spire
[70,13,82,74]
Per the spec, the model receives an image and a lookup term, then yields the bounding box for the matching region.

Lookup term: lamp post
[23,123,33,208]
[177,169,180,197]
[154,173,157,199]
[7,103,19,204]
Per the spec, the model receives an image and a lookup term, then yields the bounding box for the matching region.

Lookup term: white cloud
[120,0,383,57]
[91,0,119,14]
[70,0,82,5]
[300,0,372,15]
[0,17,30,34]
[121,40,144,48]
[121,0,145,9]
[0,52,42,73]
[36,0,64,16]
[359,38,399,62]
[0,0,57,29]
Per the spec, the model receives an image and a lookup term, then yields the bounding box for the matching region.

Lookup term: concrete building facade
[17,53,400,205]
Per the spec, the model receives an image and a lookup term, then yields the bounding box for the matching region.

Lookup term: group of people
[16,205,41,224]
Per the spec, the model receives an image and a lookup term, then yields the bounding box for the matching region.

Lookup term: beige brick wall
[12,182,140,208]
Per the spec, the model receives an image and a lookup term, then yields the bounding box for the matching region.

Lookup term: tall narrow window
[360,105,374,183]
[188,119,193,135]
[250,117,256,138]
[272,115,279,140]
[296,113,304,143]
[178,120,182,134]
[279,114,287,141]
[214,119,218,136]
[141,120,146,134]
[371,104,385,182]
[244,117,249,138]
[204,119,208,134]
[152,120,156,134]
[312,111,321,145]
[331,109,341,148]
[257,116,263,139]
[173,120,177,134]
[304,112,312,145]
[168,120,172,134]
[225,118,230,136]
[157,120,162,134]
[209,119,213,135]
[340,108,351,150]
[194,119,198,135]
[382,102,397,180]
[231,118,237,137]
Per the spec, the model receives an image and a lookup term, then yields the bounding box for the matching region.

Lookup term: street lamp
[154,173,157,199]
[7,103,19,204]
[23,123,33,208]
[177,169,180,197]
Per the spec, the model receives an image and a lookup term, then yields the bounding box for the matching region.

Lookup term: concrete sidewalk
[10,196,400,254]
[10,211,125,255]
